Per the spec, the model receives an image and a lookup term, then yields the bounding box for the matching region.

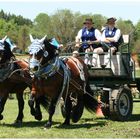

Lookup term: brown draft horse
[0,36,31,125]
[28,35,98,128]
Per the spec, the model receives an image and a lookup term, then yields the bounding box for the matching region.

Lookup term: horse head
[0,36,15,64]
[28,34,58,73]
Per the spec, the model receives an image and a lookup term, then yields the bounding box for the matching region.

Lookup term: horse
[28,35,98,128]
[0,36,32,125]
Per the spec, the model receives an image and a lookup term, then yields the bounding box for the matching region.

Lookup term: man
[101,17,122,65]
[75,18,103,67]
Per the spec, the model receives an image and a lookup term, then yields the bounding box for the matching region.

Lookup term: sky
[0,0,140,24]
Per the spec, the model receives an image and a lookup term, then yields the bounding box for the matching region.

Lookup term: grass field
[2,55,139,138]
[0,98,140,138]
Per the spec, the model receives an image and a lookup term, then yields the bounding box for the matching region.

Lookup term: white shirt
[76,28,101,41]
[101,27,121,42]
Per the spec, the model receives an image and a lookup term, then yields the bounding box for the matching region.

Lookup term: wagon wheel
[101,91,110,118]
[110,85,133,121]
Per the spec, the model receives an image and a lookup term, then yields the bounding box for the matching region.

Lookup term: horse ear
[39,35,47,43]
[2,35,7,43]
[29,34,34,42]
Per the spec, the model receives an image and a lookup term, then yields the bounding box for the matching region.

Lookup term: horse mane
[0,41,15,63]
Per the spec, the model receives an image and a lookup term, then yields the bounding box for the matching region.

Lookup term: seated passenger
[101,17,122,65]
[75,18,103,67]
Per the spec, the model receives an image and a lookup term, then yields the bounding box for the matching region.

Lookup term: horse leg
[34,97,42,121]
[14,92,24,125]
[28,94,36,116]
[0,95,8,120]
[44,99,56,128]
[62,95,72,125]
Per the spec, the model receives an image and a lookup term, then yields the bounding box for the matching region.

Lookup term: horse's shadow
[0,117,107,129]
[1,114,139,128]
[56,117,107,129]
[0,120,60,128]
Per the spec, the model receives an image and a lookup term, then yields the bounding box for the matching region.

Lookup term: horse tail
[83,79,98,112]
[38,95,49,110]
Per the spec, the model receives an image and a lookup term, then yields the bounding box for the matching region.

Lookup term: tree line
[0,9,140,53]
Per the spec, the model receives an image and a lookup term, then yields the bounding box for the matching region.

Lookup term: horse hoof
[62,122,70,126]
[0,114,3,120]
[31,109,36,116]
[13,120,22,127]
[35,115,42,121]
[44,122,52,129]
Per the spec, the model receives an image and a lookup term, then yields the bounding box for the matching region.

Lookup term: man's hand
[75,43,80,48]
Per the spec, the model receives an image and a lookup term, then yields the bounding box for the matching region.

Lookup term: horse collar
[34,56,60,78]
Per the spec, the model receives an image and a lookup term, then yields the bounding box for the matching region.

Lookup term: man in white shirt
[75,18,103,67]
[101,17,122,65]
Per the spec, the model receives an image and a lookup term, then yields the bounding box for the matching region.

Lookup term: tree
[17,25,30,52]
[31,13,51,38]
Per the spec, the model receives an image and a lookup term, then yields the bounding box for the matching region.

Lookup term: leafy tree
[31,13,51,38]
[17,25,30,52]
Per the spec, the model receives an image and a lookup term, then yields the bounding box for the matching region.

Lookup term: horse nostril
[34,66,39,71]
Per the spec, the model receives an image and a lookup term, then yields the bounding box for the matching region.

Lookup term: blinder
[0,42,4,51]
[43,51,48,57]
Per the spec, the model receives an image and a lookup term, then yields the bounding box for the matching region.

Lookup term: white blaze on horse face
[29,53,40,70]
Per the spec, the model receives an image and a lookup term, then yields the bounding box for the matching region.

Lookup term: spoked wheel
[110,85,133,121]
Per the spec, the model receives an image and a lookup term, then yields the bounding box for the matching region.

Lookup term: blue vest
[105,27,119,47]
[81,27,97,49]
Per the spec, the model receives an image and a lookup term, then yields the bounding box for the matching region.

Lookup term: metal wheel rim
[118,92,130,116]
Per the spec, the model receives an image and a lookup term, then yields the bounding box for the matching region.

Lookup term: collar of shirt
[108,27,114,31]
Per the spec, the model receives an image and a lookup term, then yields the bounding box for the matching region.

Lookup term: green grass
[136,70,140,77]
[0,99,140,138]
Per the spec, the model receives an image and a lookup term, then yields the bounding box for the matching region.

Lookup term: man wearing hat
[101,17,122,65]
[75,18,103,67]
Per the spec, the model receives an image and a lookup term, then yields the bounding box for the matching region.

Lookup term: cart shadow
[129,114,140,121]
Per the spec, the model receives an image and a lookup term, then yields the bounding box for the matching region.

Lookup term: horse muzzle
[29,58,40,72]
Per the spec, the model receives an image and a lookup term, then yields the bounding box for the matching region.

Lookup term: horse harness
[0,58,15,82]
[32,55,88,104]
[32,56,70,105]
[0,57,31,85]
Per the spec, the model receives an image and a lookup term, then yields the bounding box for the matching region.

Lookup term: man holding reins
[75,18,103,67]
[101,17,122,66]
